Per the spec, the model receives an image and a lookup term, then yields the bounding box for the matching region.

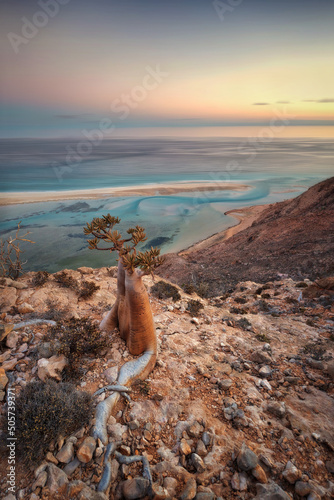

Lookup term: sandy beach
[0,181,250,206]
[180,203,269,255]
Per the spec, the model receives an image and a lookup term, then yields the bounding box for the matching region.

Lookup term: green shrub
[14,380,92,465]
[151,280,181,302]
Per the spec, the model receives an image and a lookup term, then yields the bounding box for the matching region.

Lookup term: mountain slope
[158,177,334,295]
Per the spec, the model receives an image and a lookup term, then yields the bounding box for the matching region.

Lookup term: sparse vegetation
[187,299,204,316]
[302,342,326,360]
[151,280,181,302]
[48,317,108,380]
[54,271,100,300]
[31,270,50,287]
[0,222,34,279]
[78,280,100,300]
[181,279,210,298]
[255,332,271,343]
[14,380,92,465]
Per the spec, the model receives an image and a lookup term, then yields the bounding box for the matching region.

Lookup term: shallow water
[0,137,333,272]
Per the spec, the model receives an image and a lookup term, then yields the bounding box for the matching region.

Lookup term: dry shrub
[14,380,92,465]
[150,280,181,302]
[49,317,107,380]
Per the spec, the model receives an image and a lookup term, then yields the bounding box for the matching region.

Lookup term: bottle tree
[84,215,163,444]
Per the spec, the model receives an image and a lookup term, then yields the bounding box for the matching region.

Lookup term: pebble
[259,365,272,379]
[231,471,248,491]
[295,481,311,497]
[56,440,74,464]
[122,477,150,500]
[267,401,286,418]
[0,368,8,390]
[180,439,192,456]
[237,442,258,471]
[254,481,292,500]
[191,453,206,473]
[180,477,197,500]
[77,437,96,463]
[252,464,267,483]
[218,378,233,390]
[282,461,302,484]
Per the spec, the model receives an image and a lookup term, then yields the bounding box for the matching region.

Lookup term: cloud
[302,98,334,103]
[253,102,270,106]
[276,101,291,104]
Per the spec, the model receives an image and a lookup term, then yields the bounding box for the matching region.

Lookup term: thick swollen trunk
[95,267,157,444]
[100,260,129,338]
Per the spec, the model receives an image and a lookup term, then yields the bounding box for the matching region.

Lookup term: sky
[0,0,334,138]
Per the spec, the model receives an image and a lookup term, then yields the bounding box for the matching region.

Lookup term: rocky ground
[0,267,334,500]
[157,177,334,296]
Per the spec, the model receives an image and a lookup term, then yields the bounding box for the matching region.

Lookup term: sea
[0,132,333,273]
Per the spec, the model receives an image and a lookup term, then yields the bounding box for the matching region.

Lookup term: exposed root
[115,451,153,487]
[93,385,131,397]
[97,442,120,493]
[14,319,57,329]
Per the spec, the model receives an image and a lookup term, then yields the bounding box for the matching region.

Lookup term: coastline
[0,181,250,206]
[179,203,269,255]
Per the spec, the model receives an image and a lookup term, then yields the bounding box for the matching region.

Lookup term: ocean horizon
[0,133,333,273]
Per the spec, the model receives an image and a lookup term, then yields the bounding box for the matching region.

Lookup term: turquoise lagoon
[0,136,333,272]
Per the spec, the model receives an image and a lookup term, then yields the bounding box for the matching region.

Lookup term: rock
[267,401,286,418]
[63,457,81,476]
[77,436,96,463]
[188,421,204,437]
[201,432,212,447]
[259,365,272,378]
[17,302,34,314]
[6,331,19,348]
[122,477,150,500]
[191,453,206,473]
[2,358,18,371]
[37,355,67,382]
[252,464,267,483]
[3,494,16,500]
[46,463,69,494]
[0,287,17,311]
[295,481,311,497]
[180,477,197,500]
[0,368,8,390]
[0,390,5,401]
[231,471,248,491]
[325,360,334,381]
[282,461,302,484]
[32,470,47,490]
[180,439,192,455]
[250,350,272,364]
[37,342,54,359]
[46,451,58,464]
[77,267,94,274]
[151,483,169,499]
[237,442,258,471]
[163,477,178,497]
[107,423,128,442]
[104,366,118,383]
[325,458,334,474]
[56,440,74,463]
[196,439,207,457]
[254,482,292,500]
[306,493,321,500]
[218,378,233,390]
[195,493,215,500]
[67,480,107,499]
